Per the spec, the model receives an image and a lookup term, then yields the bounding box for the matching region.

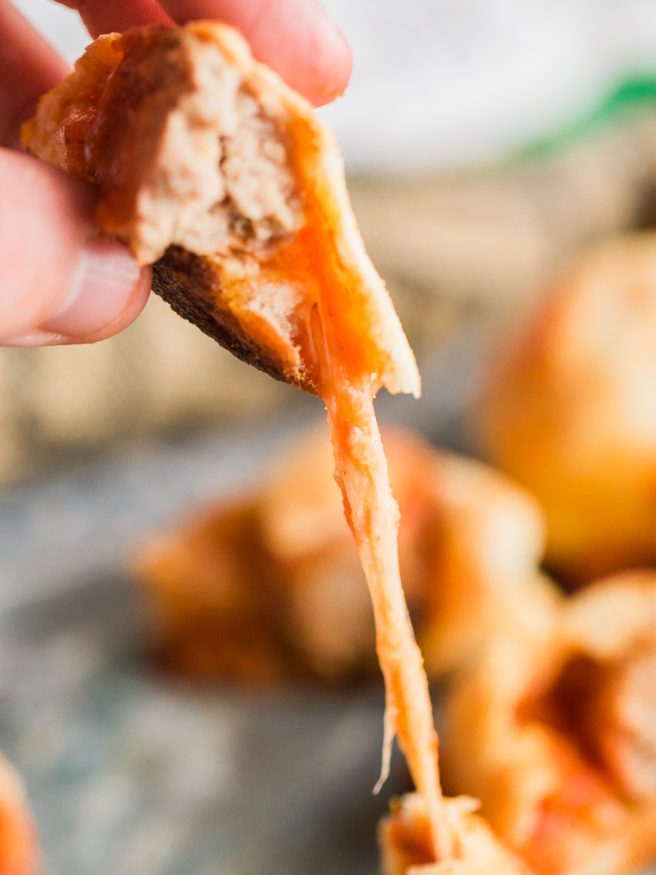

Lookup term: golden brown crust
[477,234,656,584]
[133,428,436,682]
[21,32,123,179]
[134,497,306,681]
[133,426,554,683]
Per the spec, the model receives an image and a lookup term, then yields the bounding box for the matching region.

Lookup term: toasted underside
[23,22,419,398]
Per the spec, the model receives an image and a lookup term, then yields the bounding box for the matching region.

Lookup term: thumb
[0,149,150,346]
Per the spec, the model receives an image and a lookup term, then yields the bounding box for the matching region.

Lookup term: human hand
[0,0,352,347]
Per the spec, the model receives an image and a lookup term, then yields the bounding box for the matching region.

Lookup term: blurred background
[4,2,656,873]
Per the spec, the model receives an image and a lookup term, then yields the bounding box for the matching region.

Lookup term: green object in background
[519,74,656,161]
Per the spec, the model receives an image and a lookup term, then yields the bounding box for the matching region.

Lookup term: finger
[2,266,151,346]
[0,149,150,346]
[160,0,352,105]
[0,0,69,146]
[57,0,172,37]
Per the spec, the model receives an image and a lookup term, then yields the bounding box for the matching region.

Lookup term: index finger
[161,0,352,104]
[58,0,172,37]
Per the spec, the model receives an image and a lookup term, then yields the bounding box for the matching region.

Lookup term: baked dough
[477,235,656,584]
[443,572,656,875]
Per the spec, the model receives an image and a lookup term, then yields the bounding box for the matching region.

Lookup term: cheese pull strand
[324,376,453,862]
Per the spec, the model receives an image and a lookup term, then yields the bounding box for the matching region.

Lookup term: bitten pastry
[477,235,656,584]
[135,426,549,682]
[23,21,418,399]
[443,572,656,875]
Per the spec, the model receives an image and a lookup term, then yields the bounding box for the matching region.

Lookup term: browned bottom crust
[153,246,315,392]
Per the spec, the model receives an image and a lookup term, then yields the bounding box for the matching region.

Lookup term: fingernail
[43,237,142,336]
[0,330,69,347]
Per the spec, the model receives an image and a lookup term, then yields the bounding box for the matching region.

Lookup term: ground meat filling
[134,33,302,263]
[219,91,300,247]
